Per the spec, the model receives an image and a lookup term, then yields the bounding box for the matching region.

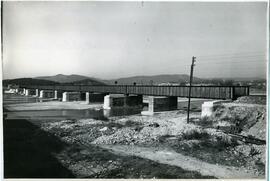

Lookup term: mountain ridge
[35,74,105,85]
[3,74,266,86]
[103,74,203,85]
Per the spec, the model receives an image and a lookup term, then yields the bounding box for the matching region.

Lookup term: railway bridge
[18,85,249,114]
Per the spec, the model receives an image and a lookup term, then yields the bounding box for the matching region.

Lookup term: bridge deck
[22,85,249,100]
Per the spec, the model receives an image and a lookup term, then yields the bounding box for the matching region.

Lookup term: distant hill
[104,74,203,85]
[36,74,90,83]
[4,74,265,87]
[63,78,106,85]
[3,78,59,86]
[226,77,266,82]
[36,74,106,85]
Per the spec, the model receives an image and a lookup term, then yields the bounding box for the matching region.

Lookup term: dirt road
[101,144,260,179]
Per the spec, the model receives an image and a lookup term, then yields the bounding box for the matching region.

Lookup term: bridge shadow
[3,116,75,178]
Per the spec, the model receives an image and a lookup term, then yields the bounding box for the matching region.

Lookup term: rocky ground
[4,95,266,178]
[39,96,266,179]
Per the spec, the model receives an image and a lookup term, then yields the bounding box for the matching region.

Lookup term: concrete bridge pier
[85,92,90,104]
[141,96,178,115]
[23,88,26,95]
[39,90,54,98]
[25,89,30,96]
[62,92,81,102]
[39,90,44,98]
[85,92,108,104]
[103,94,143,109]
[35,89,39,97]
[24,89,38,96]
[54,90,58,99]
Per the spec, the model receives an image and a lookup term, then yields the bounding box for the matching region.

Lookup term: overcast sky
[2,1,267,80]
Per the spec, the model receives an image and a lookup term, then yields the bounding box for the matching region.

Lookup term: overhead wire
[196,51,266,58]
[148,51,267,76]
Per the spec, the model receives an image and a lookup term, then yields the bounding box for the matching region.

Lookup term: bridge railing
[20,85,249,100]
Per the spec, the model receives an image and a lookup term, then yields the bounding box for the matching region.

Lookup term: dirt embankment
[209,103,266,140]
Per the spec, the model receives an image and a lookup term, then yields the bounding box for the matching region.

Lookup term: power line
[156,60,265,72]
[196,51,266,58]
[170,53,266,65]
[198,56,266,61]
[199,55,265,60]
[197,60,266,65]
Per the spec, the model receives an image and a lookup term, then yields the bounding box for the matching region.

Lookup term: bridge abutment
[142,96,178,115]
[103,94,143,109]
[201,100,231,117]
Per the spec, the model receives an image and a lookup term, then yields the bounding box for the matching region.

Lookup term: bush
[181,129,210,140]
[191,117,213,128]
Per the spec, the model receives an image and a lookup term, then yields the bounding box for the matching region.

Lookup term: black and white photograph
[1,1,268,179]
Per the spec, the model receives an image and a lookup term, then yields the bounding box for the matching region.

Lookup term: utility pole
[187,56,196,123]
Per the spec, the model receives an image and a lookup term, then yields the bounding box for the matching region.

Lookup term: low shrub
[181,129,210,140]
[190,117,213,128]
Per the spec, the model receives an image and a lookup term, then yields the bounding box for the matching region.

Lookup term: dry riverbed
[5,101,103,111]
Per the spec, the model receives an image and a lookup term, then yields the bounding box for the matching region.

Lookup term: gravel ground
[4,95,266,178]
[40,106,266,178]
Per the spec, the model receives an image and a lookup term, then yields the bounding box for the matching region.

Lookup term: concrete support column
[103,95,111,109]
[85,92,90,104]
[54,90,58,99]
[35,89,39,97]
[103,94,143,110]
[62,92,81,102]
[141,96,178,115]
[39,90,44,98]
[39,90,54,98]
[62,92,68,102]
[25,89,30,96]
[148,96,154,113]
